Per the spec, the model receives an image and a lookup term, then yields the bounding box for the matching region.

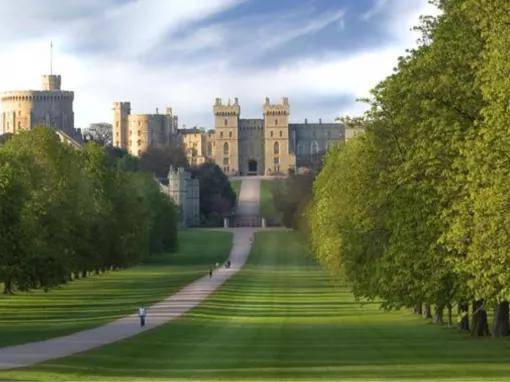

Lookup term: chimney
[156,107,159,114]
[265,97,270,105]
[305,118,308,124]
[234,97,239,105]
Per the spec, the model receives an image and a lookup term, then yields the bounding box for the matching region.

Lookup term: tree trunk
[82,270,87,278]
[459,302,469,331]
[471,300,490,336]
[492,301,510,337]
[414,303,423,315]
[423,304,432,319]
[447,304,453,327]
[433,305,444,324]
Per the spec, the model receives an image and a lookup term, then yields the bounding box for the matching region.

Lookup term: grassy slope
[260,180,282,224]
[0,230,231,348]
[5,231,510,381]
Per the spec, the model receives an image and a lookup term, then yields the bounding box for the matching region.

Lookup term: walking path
[0,179,261,370]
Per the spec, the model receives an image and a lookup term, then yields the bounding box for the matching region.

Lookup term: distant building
[160,166,200,227]
[112,102,178,157]
[1,73,75,135]
[178,127,211,166]
[180,97,344,176]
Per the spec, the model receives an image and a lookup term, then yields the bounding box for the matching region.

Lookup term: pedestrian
[209,268,213,278]
[138,305,146,327]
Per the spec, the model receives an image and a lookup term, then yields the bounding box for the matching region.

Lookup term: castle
[112,97,345,175]
[208,97,344,175]
[1,74,74,135]
[112,102,178,157]
[160,166,200,227]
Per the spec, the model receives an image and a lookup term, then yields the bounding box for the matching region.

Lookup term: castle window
[220,132,223,138]
[229,131,232,138]
[137,140,142,145]
[297,143,304,155]
[138,149,141,156]
[279,130,283,137]
[273,141,279,155]
[270,130,273,138]
[273,157,279,164]
[138,130,141,136]
[223,142,229,155]
[275,119,278,125]
[223,157,229,165]
[116,122,119,127]
[224,119,228,126]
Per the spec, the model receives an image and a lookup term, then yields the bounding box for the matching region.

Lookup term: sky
[0,0,439,129]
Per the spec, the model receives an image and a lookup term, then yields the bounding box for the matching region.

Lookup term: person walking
[138,305,146,327]
[209,268,213,278]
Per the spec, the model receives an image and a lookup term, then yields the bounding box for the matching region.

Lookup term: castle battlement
[263,97,289,116]
[213,97,240,116]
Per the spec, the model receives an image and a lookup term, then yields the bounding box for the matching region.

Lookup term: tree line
[307,0,510,336]
[0,127,178,294]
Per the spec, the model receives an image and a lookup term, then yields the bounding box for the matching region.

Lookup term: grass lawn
[260,179,282,225]
[230,179,241,201]
[4,231,510,381]
[0,230,231,348]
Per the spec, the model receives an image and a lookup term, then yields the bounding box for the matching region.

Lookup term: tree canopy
[0,127,179,294]
[307,0,510,336]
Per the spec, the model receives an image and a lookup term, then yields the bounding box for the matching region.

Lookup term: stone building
[112,102,178,157]
[1,74,74,135]
[178,127,209,166]
[194,97,344,176]
[160,166,200,227]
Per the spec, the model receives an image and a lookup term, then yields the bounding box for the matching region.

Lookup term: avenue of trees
[0,128,178,294]
[307,0,510,336]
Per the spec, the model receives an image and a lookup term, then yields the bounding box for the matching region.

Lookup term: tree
[139,144,188,178]
[271,173,315,229]
[189,162,236,225]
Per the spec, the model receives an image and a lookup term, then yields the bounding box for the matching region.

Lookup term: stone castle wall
[113,102,176,157]
[1,74,74,134]
[163,166,200,227]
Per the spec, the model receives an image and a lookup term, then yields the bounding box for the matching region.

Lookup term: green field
[260,180,282,224]
[5,230,510,381]
[0,230,232,348]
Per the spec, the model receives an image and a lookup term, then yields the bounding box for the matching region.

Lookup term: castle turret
[213,98,240,175]
[112,102,131,150]
[263,97,292,175]
[42,74,61,91]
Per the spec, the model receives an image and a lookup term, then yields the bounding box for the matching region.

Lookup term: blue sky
[0,0,438,128]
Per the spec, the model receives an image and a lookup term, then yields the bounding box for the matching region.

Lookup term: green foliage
[307,0,510,328]
[0,127,179,293]
[269,174,314,228]
[190,162,236,225]
[139,144,188,178]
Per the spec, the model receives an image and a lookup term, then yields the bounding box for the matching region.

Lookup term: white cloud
[0,0,440,129]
